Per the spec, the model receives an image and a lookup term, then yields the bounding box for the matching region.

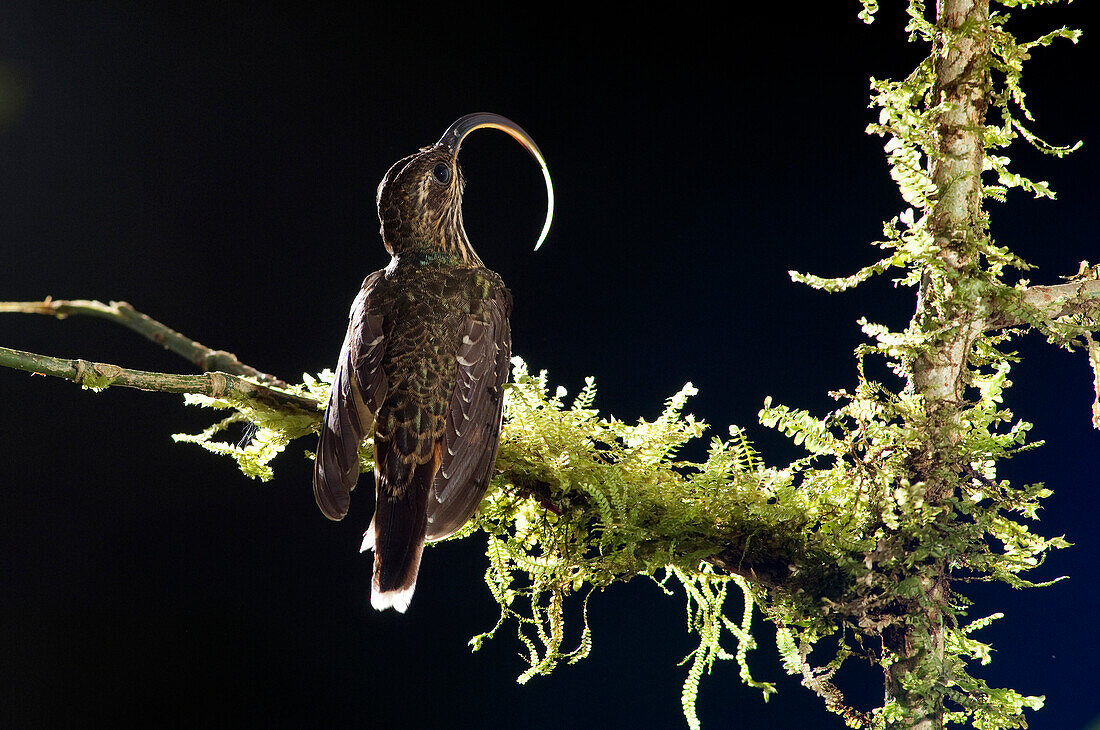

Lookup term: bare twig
[0,344,319,414]
[0,298,288,387]
[0,298,318,414]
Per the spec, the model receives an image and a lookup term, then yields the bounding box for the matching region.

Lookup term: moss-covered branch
[502,454,846,596]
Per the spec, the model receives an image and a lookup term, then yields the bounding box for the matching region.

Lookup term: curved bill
[437,112,554,250]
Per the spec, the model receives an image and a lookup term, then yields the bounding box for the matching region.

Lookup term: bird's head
[376,112,553,264]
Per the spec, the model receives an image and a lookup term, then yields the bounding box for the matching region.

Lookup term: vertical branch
[888,1,991,728]
[910,0,990,409]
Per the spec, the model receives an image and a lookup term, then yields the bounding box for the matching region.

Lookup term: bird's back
[367,259,511,610]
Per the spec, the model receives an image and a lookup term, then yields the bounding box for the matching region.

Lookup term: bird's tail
[362,444,438,613]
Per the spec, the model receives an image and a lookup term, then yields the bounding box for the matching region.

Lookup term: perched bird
[313,113,553,612]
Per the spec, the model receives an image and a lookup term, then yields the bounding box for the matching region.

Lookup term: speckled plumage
[313,116,536,613]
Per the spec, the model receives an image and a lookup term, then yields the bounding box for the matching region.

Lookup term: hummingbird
[312,113,553,613]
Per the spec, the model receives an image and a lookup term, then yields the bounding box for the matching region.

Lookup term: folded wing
[425,292,512,541]
[313,271,389,521]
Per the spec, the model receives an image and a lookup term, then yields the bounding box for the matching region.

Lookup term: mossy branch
[0,297,865,727]
[0,299,849,598]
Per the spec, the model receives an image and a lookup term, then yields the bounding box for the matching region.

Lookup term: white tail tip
[371,584,415,613]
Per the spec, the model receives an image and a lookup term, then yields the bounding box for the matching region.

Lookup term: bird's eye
[432,162,452,184]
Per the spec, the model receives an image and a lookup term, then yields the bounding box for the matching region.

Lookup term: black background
[1,3,1097,728]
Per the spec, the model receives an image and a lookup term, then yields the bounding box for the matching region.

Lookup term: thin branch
[986,278,1100,330]
[0,298,288,387]
[0,344,319,414]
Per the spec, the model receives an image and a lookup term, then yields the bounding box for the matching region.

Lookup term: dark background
[1,3,1097,728]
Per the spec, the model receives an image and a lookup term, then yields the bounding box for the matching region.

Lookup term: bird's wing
[313,270,389,521]
[425,289,512,541]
